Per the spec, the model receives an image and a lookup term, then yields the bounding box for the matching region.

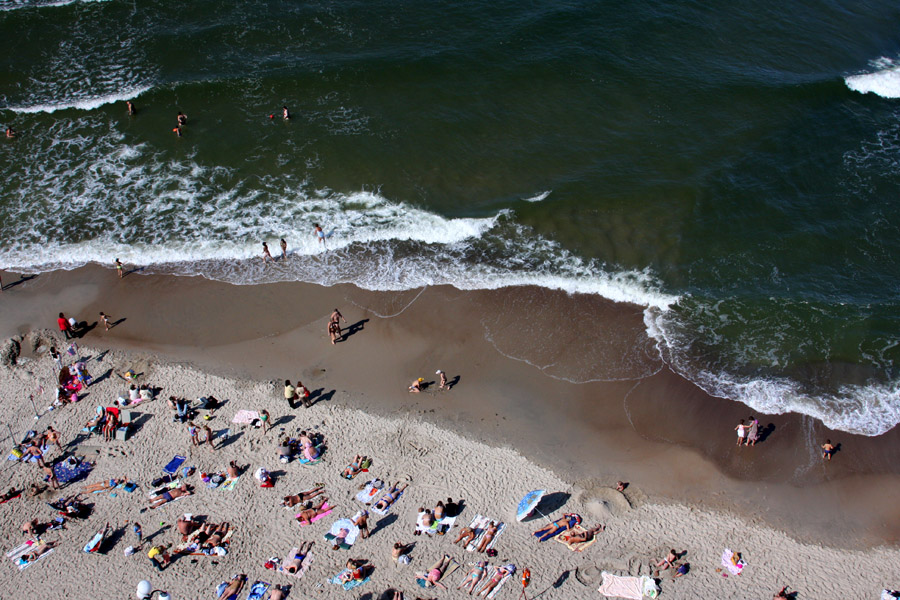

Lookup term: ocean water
[2,0,900,434]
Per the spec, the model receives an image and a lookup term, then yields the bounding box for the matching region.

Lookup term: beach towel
[162,455,186,477]
[222,476,240,491]
[597,572,658,600]
[53,458,93,486]
[371,488,405,515]
[148,479,181,499]
[416,514,457,536]
[296,502,333,525]
[280,548,313,579]
[215,579,245,600]
[9,540,54,571]
[83,525,109,553]
[324,518,360,548]
[299,444,325,465]
[465,515,506,552]
[246,581,269,600]
[173,528,234,555]
[721,548,744,576]
[231,410,259,425]
[329,569,371,590]
[355,480,383,504]
[476,565,514,599]
[555,524,597,552]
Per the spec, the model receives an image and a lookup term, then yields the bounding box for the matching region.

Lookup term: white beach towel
[597,572,658,600]
[477,565,515,599]
[466,515,505,552]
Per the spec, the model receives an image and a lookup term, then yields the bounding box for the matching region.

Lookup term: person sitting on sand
[29,483,47,497]
[392,541,412,562]
[176,515,198,539]
[673,562,689,578]
[655,548,679,570]
[479,565,515,597]
[22,518,43,537]
[270,584,287,600]
[477,521,499,553]
[102,410,119,441]
[294,498,331,525]
[420,555,454,589]
[565,523,605,545]
[227,461,244,480]
[217,574,246,600]
[282,486,326,507]
[149,482,193,509]
[299,432,320,461]
[822,439,835,461]
[373,481,408,511]
[773,586,790,599]
[409,378,423,393]
[454,525,477,547]
[616,481,627,492]
[458,560,488,594]
[340,558,368,583]
[342,455,369,479]
[533,513,581,542]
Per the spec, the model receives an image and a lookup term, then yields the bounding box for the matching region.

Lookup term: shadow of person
[446,375,460,390]
[1,274,37,291]
[341,319,370,341]
[757,423,776,444]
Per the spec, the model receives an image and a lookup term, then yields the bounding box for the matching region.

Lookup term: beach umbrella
[517,489,546,522]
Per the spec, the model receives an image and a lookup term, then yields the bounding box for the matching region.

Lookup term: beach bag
[398,554,410,565]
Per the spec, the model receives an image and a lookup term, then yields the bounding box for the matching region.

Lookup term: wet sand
[2,264,900,548]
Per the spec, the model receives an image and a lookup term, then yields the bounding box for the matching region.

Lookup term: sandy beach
[0,266,899,599]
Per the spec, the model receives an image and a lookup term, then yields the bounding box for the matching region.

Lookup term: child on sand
[822,440,835,461]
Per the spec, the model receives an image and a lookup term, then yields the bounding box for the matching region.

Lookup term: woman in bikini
[454,525,477,547]
[373,482,408,511]
[282,486,326,508]
[564,523,605,545]
[533,513,581,542]
[421,555,453,589]
[294,498,331,525]
[479,565,514,597]
[458,560,488,594]
[477,521,499,553]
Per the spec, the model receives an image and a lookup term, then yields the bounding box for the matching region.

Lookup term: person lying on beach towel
[148,482,192,509]
[561,523,605,546]
[18,540,58,567]
[478,565,515,598]
[533,513,581,542]
[476,522,500,553]
[342,455,371,479]
[418,555,456,589]
[294,498,331,525]
[217,574,247,600]
[282,486,325,508]
[373,482,408,511]
[458,560,489,594]
[283,541,314,574]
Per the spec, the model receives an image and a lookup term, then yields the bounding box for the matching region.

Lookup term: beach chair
[115,410,134,441]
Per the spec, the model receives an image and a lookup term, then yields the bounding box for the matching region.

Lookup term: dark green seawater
[2,0,900,434]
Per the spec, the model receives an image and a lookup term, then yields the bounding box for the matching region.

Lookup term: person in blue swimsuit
[533,513,581,542]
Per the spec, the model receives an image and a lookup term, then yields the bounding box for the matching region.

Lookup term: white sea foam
[3,85,153,114]
[523,190,551,203]
[845,57,900,99]
[0,0,109,11]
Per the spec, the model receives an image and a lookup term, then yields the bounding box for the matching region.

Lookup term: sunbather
[270,584,286,600]
[655,548,679,570]
[218,574,246,600]
[148,482,193,509]
[200,522,230,549]
[0,487,17,502]
[565,523,605,544]
[226,461,245,479]
[102,410,119,441]
[342,455,368,478]
[433,501,445,520]
[533,513,581,542]
[83,478,125,494]
[294,497,331,525]
[176,515,198,539]
[20,540,58,563]
[284,541,314,573]
[84,411,105,432]
[392,542,413,562]
[421,555,454,589]
[373,482,408,511]
[22,518,41,537]
[282,486,326,507]
[476,521,499,553]
[454,526,477,547]
[340,558,368,583]
[479,565,514,597]
[773,586,790,599]
[458,560,488,594]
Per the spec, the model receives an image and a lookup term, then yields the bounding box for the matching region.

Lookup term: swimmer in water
[282,106,290,119]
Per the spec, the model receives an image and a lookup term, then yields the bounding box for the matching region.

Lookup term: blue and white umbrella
[517,489,546,522]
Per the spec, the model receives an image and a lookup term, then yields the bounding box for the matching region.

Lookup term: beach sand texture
[0,340,897,599]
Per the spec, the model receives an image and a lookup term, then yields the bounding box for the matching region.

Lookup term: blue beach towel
[163,455,187,476]
[246,581,269,600]
[53,458,93,485]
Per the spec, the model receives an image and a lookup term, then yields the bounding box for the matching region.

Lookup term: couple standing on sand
[735,416,760,446]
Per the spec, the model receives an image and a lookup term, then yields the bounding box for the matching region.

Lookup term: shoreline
[1,265,900,549]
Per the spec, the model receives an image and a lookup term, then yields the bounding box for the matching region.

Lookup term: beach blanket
[173,528,234,555]
[416,514,457,536]
[162,455,186,476]
[371,488,405,515]
[9,443,48,463]
[555,524,597,552]
[296,502,333,525]
[355,480,383,504]
[231,410,259,425]
[215,579,245,600]
[8,540,54,571]
[476,565,514,599]
[324,518,360,549]
[280,548,313,579]
[721,548,744,576]
[222,476,240,491]
[597,572,658,600]
[465,515,506,552]
[415,557,460,588]
[148,479,181,499]
[246,581,269,600]
[329,569,371,590]
[299,445,325,465]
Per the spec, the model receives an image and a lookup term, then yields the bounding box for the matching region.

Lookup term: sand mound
[577,485,632,518]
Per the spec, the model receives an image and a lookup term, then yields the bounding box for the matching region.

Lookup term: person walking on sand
[133,522,143,548]
[296,380,311,408]
[115,258,124,278]
[280,238,287,259]
[262,242,272,265]
[328,319,341,344]
[284,379,296,408]
[57,312,73,340]
[259,409,270,434]
[314,223,326,247]
[822,439,835,461]
[436,369,448,390]
[203,424,216,450]
[49,346,62,370]
[99,312,111,331]
[747,416,760,446]
[734,419,747,446]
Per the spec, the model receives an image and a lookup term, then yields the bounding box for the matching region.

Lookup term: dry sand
[0,337,898,600]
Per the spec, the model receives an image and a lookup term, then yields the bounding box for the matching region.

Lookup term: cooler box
[115,427,130,441]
